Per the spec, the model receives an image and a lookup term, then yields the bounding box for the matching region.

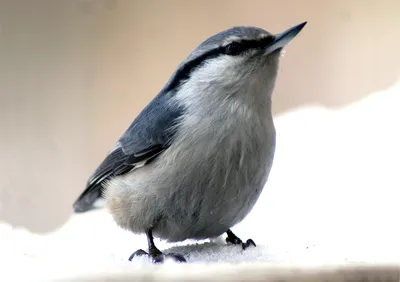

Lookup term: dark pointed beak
[265,21,307,54]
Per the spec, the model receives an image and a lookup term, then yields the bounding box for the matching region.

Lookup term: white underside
[2,79,400,281]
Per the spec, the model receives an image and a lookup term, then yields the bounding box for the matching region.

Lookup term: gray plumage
[73,23,306,245]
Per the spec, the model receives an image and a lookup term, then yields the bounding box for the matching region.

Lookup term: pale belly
[151,131,275,242]
[105,115,276,242]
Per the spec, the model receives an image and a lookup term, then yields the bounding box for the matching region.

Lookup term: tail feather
[72,183,104,213]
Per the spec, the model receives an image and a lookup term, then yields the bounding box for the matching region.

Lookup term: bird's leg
[225,229,256,250]
[128,229,186,263]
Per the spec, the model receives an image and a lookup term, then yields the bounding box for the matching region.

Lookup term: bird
[73,21,307,263]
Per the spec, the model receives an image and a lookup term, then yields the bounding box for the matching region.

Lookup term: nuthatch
[73,22,307,263]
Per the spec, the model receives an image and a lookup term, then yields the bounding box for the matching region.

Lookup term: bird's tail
[72,183,105,213]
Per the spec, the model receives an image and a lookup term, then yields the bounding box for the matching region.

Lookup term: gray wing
[73,93,183,212]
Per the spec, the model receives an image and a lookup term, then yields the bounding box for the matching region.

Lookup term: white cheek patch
[194,56,245,82]
[175,55,246,107]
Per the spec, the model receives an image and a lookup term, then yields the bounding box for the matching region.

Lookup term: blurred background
[0,0,399,233]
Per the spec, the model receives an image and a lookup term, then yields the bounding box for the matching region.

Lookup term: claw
[128,249,187,263]
[128,249,148,261]
[128,229,187,264]
[164,253,187,263]
[242,239,256,250]
[225,229,256,251]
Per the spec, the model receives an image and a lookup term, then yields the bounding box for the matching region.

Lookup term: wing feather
[73,92,183,212]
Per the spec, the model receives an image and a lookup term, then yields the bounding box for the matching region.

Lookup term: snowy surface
[1,80,400,281]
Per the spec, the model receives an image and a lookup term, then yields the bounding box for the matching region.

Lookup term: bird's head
[163,22,307,102]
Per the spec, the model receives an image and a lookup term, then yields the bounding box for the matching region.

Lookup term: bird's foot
[128,248,186,264]
[225,229,256,250]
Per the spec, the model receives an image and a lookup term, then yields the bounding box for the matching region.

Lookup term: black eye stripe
[163,48,223,92]
[225,36,275,54]
[162,35,275,92]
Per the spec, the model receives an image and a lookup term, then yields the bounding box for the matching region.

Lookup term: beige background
[0,0,399,233]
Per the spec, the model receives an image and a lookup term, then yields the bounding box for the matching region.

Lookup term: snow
[1,79,400,281]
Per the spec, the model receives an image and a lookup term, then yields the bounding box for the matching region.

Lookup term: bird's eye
[224,42,242,56]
